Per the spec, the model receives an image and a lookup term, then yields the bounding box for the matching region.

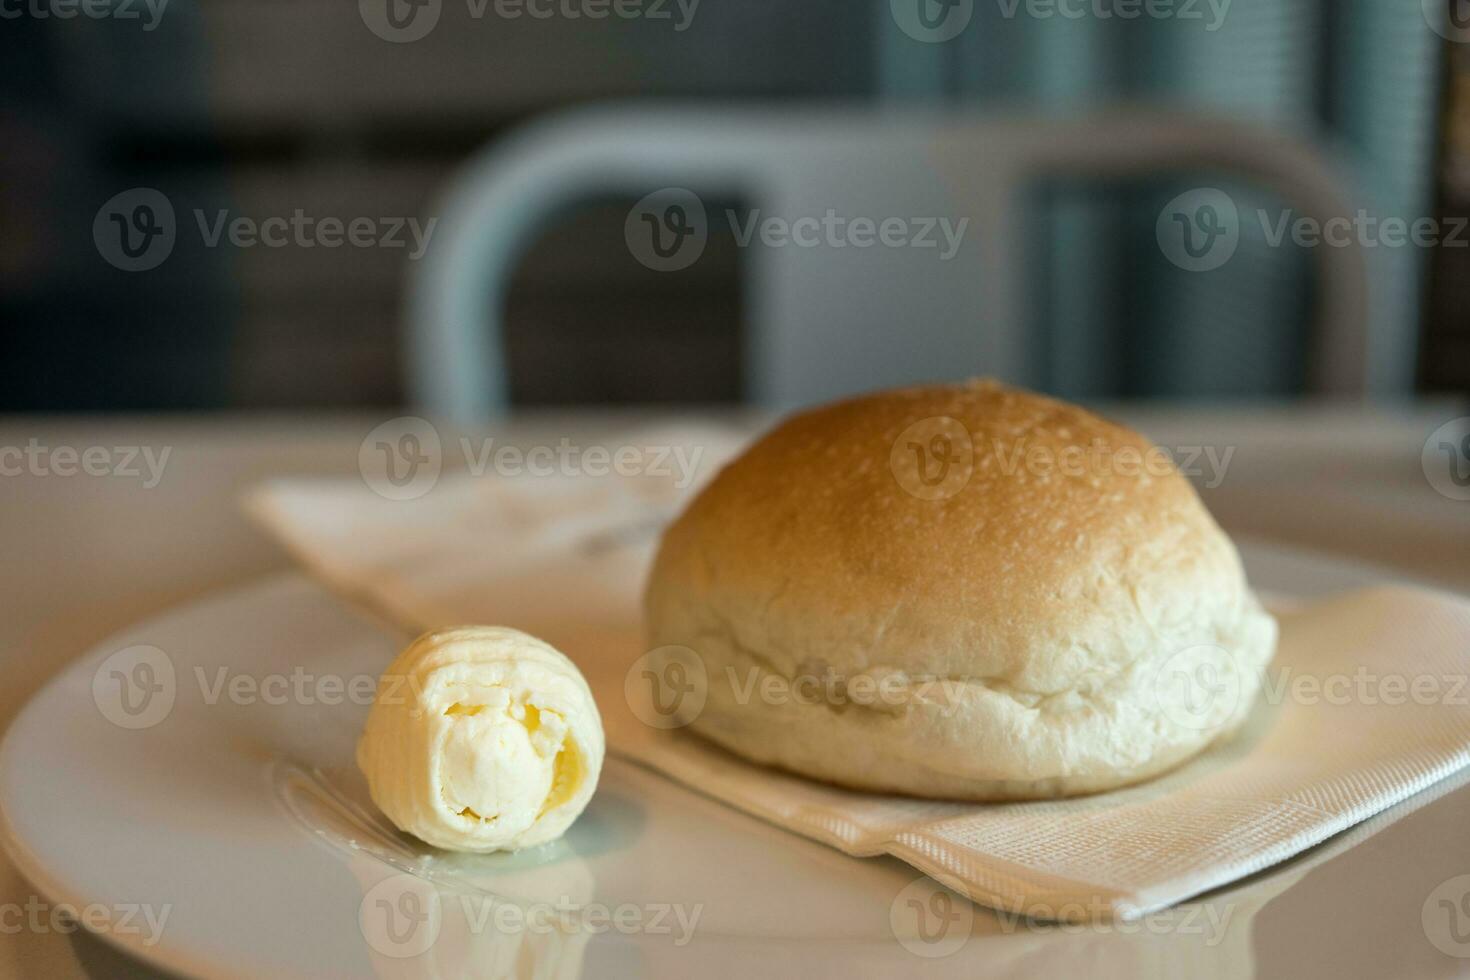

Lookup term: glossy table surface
[0,403,1467,978]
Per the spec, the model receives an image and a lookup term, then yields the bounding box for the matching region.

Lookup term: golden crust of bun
[643,380,1276,800]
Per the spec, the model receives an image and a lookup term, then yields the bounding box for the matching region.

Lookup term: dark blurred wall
[0,1,1458,410]
[1425,30,1470,395]
[0,6,235,410]
[0,0,873,410]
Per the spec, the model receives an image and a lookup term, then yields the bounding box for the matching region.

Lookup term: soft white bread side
[643,380,1276,800]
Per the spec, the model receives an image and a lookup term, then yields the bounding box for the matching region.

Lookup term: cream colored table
[0,405,1466,978]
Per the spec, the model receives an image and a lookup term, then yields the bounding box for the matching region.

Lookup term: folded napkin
[248,425,1470,921]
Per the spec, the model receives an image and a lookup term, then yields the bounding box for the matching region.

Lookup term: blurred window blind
[880,0,1442,399]
[1424,10,1470,396]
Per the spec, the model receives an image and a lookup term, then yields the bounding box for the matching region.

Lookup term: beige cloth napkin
[247,425,1470,921]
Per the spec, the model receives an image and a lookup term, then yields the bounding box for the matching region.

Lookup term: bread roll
[643,380,1276,799]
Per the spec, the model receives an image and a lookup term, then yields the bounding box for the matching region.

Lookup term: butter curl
[357,626,604,852]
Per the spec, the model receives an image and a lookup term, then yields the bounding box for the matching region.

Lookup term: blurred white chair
[407,106,1369,421]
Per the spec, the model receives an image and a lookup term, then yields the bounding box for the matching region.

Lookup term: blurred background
[2,0,1467,414]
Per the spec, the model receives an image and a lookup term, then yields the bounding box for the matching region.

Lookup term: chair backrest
[408,106,1369,421]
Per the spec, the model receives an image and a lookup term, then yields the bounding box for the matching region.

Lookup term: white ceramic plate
[0,542,1449,979]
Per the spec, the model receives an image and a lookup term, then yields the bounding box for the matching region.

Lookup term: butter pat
[356,626,604,852]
